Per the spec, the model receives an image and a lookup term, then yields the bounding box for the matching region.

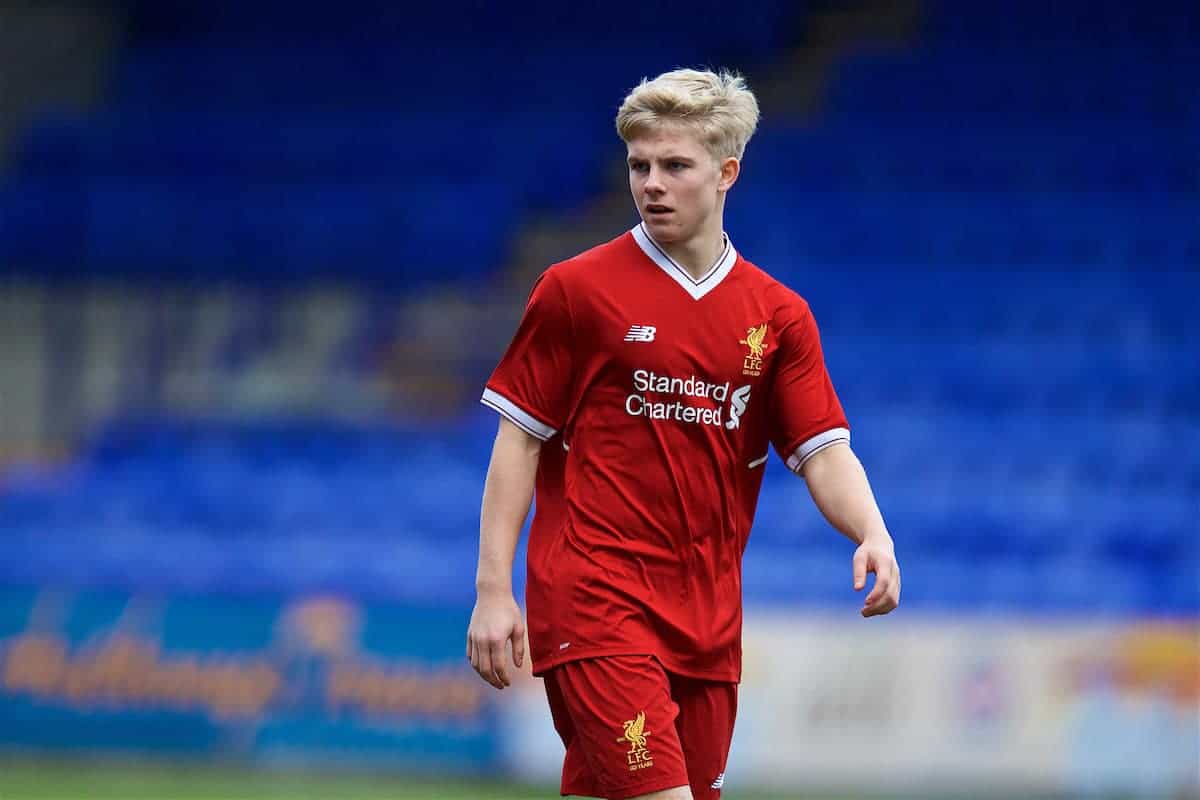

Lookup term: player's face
[626,125,731,245]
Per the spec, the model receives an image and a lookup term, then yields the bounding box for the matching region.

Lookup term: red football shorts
[543,655,737,799]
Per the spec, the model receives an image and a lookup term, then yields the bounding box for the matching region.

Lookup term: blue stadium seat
[0,0,1194,615]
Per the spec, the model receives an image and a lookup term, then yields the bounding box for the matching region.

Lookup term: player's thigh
[549,655,691,800]
[670,674,737,799]
[627,787,693,800]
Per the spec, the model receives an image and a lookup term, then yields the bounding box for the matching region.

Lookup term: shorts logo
[739,322,768,376]
[711,771,725,789]
[616,711,654,771]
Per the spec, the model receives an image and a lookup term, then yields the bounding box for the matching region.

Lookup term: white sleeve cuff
[481,388,557,441]
[785,427,850,473]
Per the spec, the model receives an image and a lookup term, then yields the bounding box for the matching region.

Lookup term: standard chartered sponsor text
[626,369,730,426]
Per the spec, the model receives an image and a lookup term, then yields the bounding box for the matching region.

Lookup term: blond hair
[615,68,760,162]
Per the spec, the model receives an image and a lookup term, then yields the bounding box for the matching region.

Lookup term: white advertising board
[500,613,1199,796]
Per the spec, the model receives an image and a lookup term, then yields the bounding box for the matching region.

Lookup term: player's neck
[657,227,727,282]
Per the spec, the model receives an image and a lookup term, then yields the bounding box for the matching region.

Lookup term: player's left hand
[852,534,900,617]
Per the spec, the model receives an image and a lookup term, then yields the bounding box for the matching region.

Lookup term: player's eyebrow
[627,154,695,165]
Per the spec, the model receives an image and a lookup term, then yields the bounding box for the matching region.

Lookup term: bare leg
[623,786,693,800]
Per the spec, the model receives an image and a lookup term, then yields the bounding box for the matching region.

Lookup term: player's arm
[467,417,541,689]
[801,442,900,618]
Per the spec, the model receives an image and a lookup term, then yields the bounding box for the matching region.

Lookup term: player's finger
[475,640,497,688]
[472,639,491,683]
[863,574,900,617]
[472,639,500,686]
[864,559,893,606]
[862,592,887,617]
[862,602,884,618]
[512,622,526,669]
[852,548,869,591]
[863,593,899,617]
[489,639,510,688]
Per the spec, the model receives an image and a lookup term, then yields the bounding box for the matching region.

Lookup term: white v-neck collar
[630,223,738,301]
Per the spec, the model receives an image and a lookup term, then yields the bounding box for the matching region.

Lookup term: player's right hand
[466,590,526,690]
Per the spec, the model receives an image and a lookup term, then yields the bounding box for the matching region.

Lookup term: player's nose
[643,166,666,192]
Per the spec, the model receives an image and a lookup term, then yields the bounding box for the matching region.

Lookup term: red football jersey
[482,224,849,682]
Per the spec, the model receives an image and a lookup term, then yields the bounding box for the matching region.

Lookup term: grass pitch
[0,758,819,800]
[0,757,1059,799]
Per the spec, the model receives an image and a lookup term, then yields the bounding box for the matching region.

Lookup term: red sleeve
[769,300,850,473]
[481,269,574,440]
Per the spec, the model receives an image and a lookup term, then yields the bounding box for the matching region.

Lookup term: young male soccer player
[467,68,901,800]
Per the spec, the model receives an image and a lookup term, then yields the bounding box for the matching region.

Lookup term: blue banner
[0,587,496,771]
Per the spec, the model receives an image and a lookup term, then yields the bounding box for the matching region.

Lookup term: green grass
[1,760,535,800]
[0,758,1077,800]
[0,758,820,800]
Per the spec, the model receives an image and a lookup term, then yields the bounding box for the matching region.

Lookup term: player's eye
[668,161,687,170]
[630,162,649,173]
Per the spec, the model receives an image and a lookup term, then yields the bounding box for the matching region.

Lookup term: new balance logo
[624,325,657,342]
[711,772,725,789]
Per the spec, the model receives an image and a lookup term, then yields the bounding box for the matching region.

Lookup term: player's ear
[718,156,740,193]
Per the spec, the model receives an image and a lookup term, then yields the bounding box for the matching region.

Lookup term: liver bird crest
[740,323,768,358]
[618,711,650,748]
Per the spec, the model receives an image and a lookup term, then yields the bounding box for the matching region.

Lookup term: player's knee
[623,786,693,800]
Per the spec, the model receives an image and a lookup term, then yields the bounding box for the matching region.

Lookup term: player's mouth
[645,204,673,216]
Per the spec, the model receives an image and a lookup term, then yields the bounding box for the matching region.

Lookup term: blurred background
[0,0,1196,798]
